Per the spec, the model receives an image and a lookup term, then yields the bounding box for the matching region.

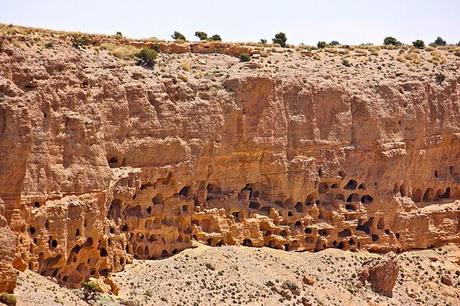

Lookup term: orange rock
[0,25,459,289]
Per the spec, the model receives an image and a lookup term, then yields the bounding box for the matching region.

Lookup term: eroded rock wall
[0,29,459,287]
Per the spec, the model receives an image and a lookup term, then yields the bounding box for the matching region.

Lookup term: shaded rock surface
[0,198,16,293]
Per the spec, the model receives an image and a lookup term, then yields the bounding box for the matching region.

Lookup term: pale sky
[1,0,459,45]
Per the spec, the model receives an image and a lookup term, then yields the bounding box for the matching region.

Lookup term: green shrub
[239,53,250,62]
[151,43,161,52]
[432,36,446,46]
[383,36,402,46]
[260,39,267,44]
[0,293,17,306]
[272,32,287,47]
[115,31,123,38]
[195,31,208,41]
[135,47,158,68]
[208,34,222,41]
[71,35,90,48]
[342,58,351,67]
[412,40,425,49]
[81,281,103,293]
[317,41,327,49]
[44,42,53,49]
[329,40,340,46]
[171,31,186,41]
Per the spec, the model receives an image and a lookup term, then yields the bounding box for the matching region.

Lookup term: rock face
[0,25,459,287]
[0,199,16,293]
[359,254,399,297]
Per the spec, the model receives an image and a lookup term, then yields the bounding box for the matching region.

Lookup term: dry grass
[180,61,191,71]
[100,43,140,59]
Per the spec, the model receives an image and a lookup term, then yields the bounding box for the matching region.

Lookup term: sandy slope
[14,243,460,306]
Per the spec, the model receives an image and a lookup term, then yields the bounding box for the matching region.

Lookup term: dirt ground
[14,243,460,306]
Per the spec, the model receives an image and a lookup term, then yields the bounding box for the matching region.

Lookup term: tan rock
[302,275,315,286]
[359,254,399,297]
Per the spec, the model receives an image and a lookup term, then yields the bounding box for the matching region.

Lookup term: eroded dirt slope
[14,244,460,306]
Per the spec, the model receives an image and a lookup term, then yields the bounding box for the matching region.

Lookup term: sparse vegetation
[239,53,250,62]
[71,35,90,48]
[115,31,123,38]
[260,39,267,44]
[412,40,425,49]
[81,281,103,293]
[435,73,446,84]
[101,43,140,59]
[272,32,287,47]
[330,40,340,46]
[317,41,327,49]
[81,280,103,301]
[431,36,446,46]
[208,34,222,41]
[180,61,191,71]
[135,47,158,68]
[172,31,186,41]
[0,293,16,306]
[342,58,351,67]
[195,31,208,41]
[384,36,402,46]
[44,42,53,49]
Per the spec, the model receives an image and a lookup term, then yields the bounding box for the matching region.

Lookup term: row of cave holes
[231,218,400,251]
[28,216,92,245]
[317,179,368,194]
[393,183,452,202]
[434,166,458,179]
[131,244,181,259]
[412,187,451,203]
[245,192,373,215]
[107,197,190,223]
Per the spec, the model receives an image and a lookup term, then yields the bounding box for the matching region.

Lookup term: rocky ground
[13,243,460,306]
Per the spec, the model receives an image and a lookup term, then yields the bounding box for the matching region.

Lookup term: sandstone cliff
[0,25,459,289]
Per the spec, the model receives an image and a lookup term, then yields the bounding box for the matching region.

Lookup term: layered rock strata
[0,26,459,287]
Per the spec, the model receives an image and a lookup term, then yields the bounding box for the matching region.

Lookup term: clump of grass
[180,61,191,71]
[44,42,53,49]
[342,58,351,67]
[100,43,141,59]
[178,74,188,82]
